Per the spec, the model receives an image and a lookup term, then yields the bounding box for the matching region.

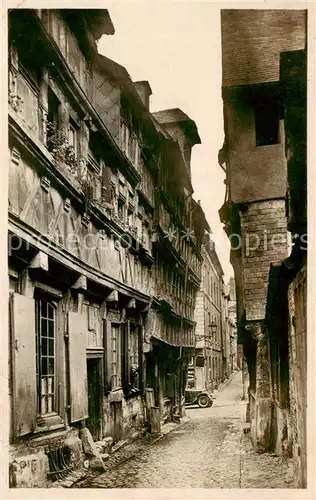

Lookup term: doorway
[87,358,101,440]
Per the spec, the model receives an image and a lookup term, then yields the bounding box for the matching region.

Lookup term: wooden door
[68,312,88,423]
[87,358,101,440]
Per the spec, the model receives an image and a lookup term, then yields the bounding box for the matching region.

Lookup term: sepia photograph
[5,2,311,494]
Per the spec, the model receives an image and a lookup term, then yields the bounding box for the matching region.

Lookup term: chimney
[133,81,152,110]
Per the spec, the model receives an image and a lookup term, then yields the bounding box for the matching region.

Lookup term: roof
[96,55,193,192]
[152,108,201,145]
[83,9,115,37]
[192,199,210,233]
[203,235,225,279]
[97,54,159,143]
[221,9,306,88]
[97,54,131,85]
[152,108,193,124]
[133,80,153,96]
[163,139,194,193]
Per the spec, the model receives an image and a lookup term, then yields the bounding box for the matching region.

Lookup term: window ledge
[33,414,65,435]
[108,388,124,403]
[125,389,142,400]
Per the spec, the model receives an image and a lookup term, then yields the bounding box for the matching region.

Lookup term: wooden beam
[106,290,119,302]
[71,275,87,291]
[28,251,48,272]
[126,298,136,309]
[19,270,34,298]
[9,219,151,303]
[33,281,63,299]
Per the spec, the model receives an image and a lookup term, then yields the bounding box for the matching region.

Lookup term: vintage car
[184,387,214,408]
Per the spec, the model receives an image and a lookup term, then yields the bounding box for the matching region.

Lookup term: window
[120,120,140,166]
[18,45,41,87]
[46,88,60,145]
[35,298,57,416]
[136,213,143,239]
[128,132,136,161]
[129,325,139,366]
[111,324,122,389]
[135,142,140,168]
[117,197,126,221]
[128,209,134,227]
[196,356,205,368]
[129,323,140,392]
[120,121,129,155]
[255,100,279,147]
[68,120,78,158]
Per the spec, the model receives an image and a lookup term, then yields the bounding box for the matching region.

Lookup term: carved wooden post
[71,275,87,314]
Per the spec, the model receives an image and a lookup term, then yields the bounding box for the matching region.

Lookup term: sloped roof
[97,54,131,85]
[96,56,194,192]
[192,199,210,233]
[152,108,201,145]
[84,9,115,37]
[152,108,192,124]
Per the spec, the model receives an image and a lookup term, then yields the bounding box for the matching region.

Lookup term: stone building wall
[224,101,287,205]
[194,290,205,339]
[288,264,307,487]
[240,200,288,321]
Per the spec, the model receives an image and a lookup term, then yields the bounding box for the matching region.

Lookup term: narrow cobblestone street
[75,372,294,489]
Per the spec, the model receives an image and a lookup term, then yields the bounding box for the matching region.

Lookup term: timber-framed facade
[8,8,207,487]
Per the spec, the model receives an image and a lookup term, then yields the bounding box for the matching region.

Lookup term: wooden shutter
[100,160,112,203]
[78,121,89,163]
[57,101,69,137]
[10,293,37,437]
[68,312,88,422]
[122,321,130,394]
[103,319,112,392]
[138,325,143,391]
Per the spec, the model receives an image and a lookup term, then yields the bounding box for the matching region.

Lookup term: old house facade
[8,9,206,487]
[190,235,228,392]
[227,277,237,374]
[147,110,209,423]
[219,9,307,487]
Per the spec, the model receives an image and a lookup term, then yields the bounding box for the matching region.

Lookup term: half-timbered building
[8,8,206,487]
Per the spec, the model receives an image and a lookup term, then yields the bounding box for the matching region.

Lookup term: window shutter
[100,160,112,203]
[10,293,37,438]
[138,325,143,391]
[57,101,69,137]
[78,121,89,163]
[68,312,88,422]
[122,321,130,394]
[103,319,112,392]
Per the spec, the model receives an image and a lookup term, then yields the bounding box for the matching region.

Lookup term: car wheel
[197,394,211,408]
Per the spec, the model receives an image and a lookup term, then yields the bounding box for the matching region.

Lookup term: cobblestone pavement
[75,371,295,489]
